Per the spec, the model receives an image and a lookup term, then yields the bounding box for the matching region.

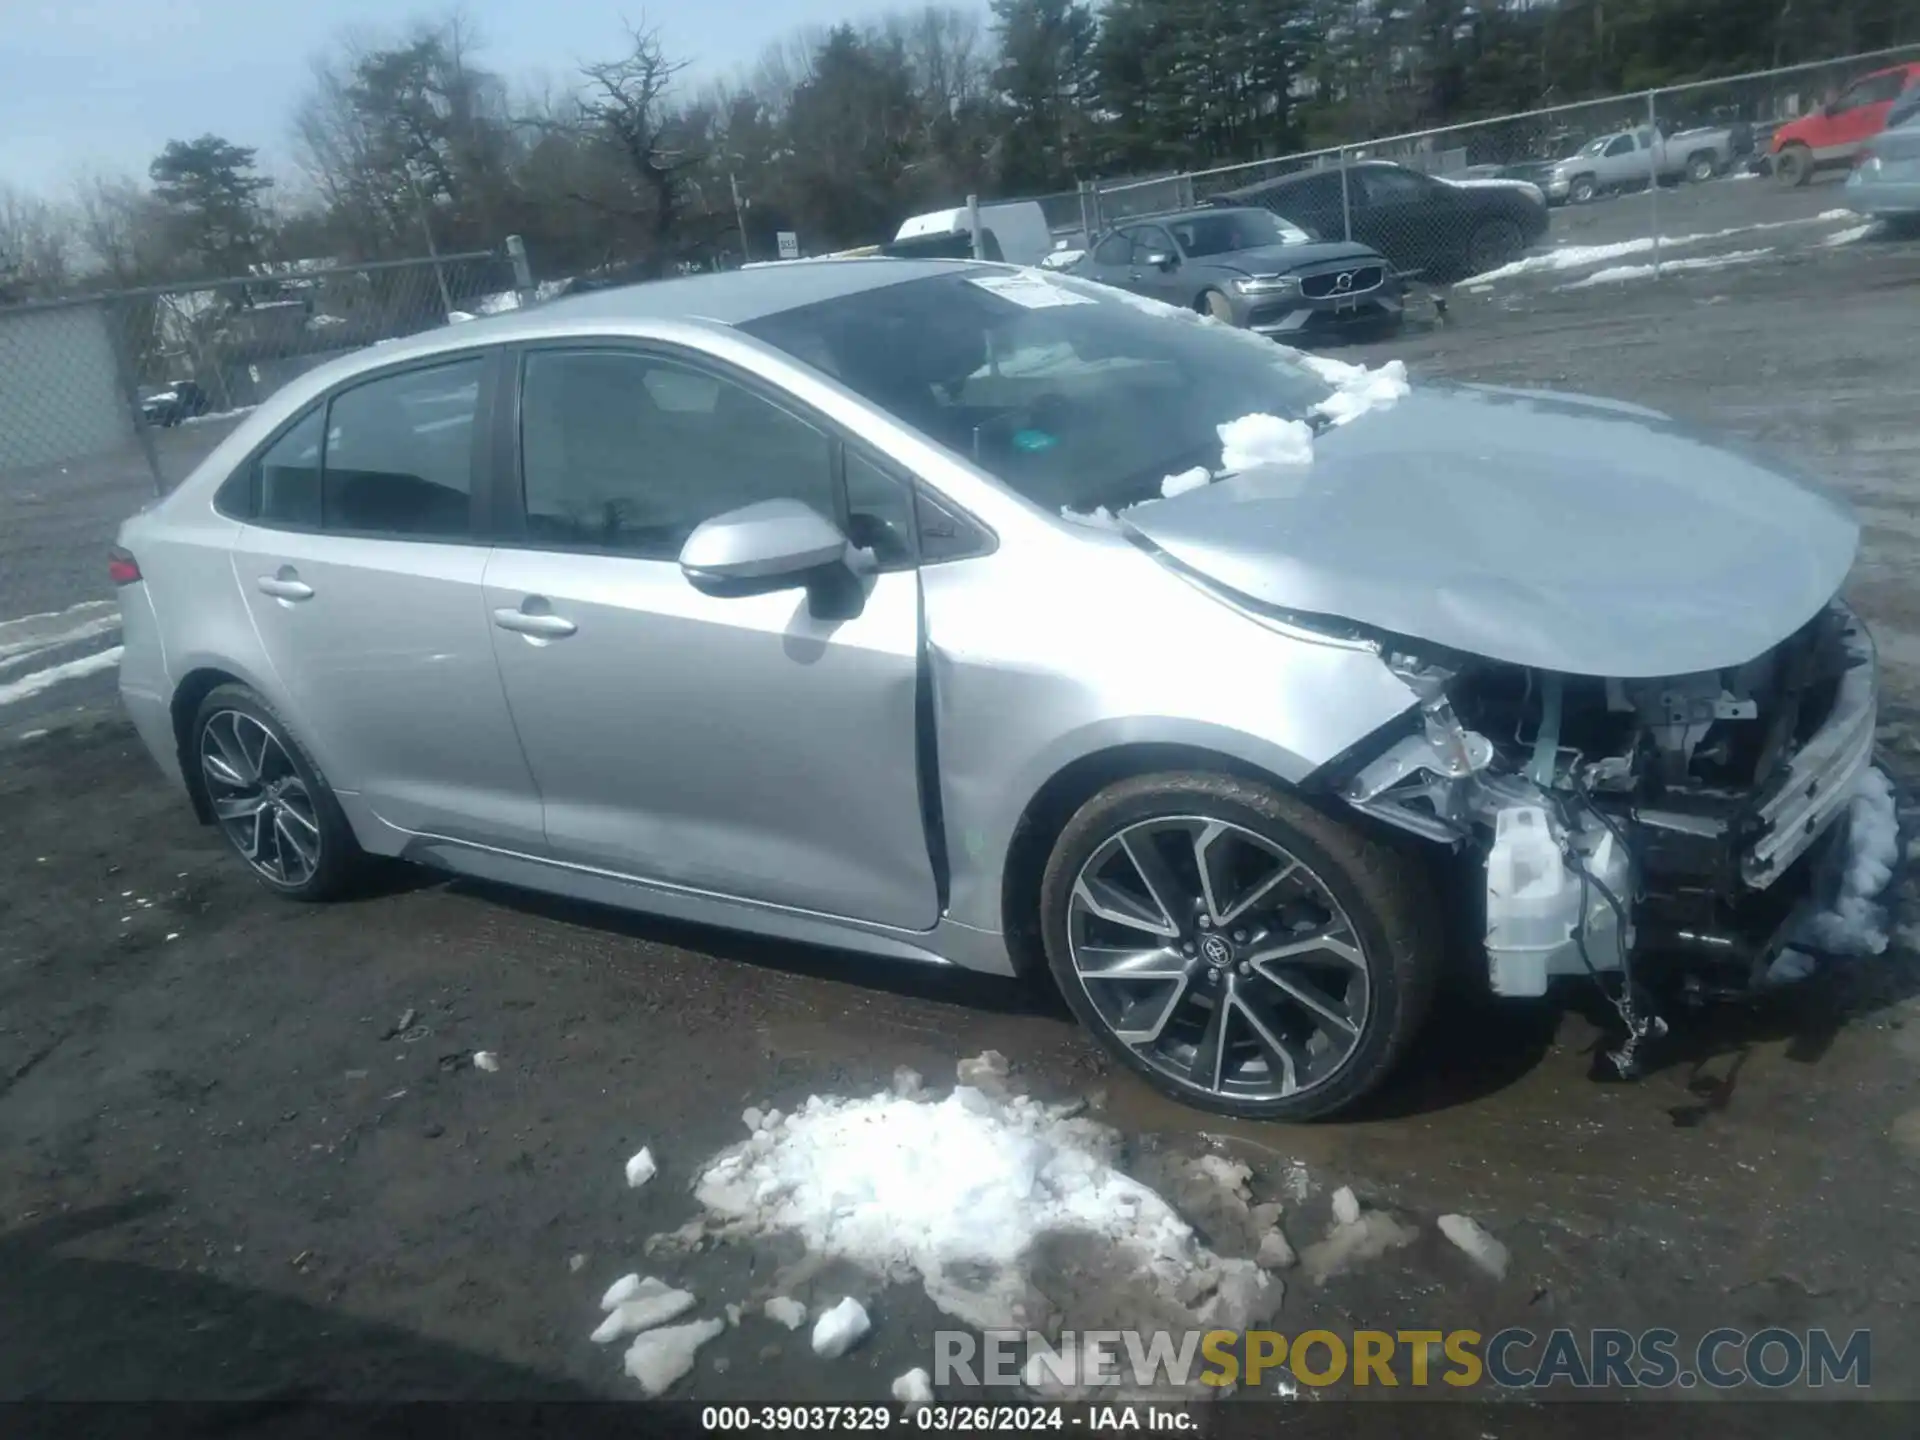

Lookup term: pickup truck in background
[1542,125,1739,204]
[1767,61,1920,186]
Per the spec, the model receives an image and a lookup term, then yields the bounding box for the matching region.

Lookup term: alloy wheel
[199,709,323,887]
[1065,816,1372,1104]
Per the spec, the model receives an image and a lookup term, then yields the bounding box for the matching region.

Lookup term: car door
[1126,225,1185,303]
[1083,229,1139,290]
[481,343,941,931]
[1351,165,1456,275]
[1825,70,1910,155]
[231,353,547,851]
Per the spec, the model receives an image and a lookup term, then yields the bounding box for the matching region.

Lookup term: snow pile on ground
[1826,223,1877,247]
[623,1317,724,1395]
[1298,1188,1418,1285]
[1563,247,1776,288]
[591,1275,696,1343]
[688,1079,1273,1336]
[626,1146,658,1188]
[1466,209,1861,287]
[811,1296,871,1358]
[0,647,123,708]
[1788,766,1901,961]
[1436,1213,1509,1279]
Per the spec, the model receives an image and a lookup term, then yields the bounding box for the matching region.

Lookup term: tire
[191,682,365,901]
[1569,174,1597,204]
[1686,152,1716,184]
[1775,144,1812,188]
[1038,771,1440,1121]
[1466,218,1524,276]
[1200,289,1236,323]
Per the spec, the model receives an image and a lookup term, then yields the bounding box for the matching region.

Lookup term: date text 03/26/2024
[698,1406,1177,1432]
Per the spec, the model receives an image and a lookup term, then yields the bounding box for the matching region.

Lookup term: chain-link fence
[0,247,519,643]
[1084,44,1920,285]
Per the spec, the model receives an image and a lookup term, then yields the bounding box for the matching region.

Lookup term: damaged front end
[1340,601,1877,1065]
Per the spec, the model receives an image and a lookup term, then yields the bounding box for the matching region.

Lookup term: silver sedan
[114,259,1873,1119]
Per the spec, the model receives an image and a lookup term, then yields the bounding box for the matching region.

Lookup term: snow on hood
[1121,383,1859,677]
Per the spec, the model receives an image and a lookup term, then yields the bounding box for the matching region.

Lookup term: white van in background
[886,201,1056,266]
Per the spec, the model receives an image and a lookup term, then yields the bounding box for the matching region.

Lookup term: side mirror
[1143,251,1176,270]
[679,498,851,596]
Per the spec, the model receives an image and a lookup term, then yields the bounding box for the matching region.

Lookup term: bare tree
[562,21,711,274]
[0,184,76,301]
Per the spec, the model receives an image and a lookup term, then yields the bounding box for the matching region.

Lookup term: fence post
[105,297,166,497]
[966,194,984,259]
[506,234,534,307]
[1647,90,1663,278]
[1339,146,1353,241]
[1077,180,1093,247]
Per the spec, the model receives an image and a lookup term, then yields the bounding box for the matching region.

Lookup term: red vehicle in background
[1770,62,1920,185]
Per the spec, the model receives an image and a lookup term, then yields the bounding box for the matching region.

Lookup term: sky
[0,0,897,198]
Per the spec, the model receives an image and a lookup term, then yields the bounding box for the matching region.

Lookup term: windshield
[1164,210,1293,257]
[740,269,1331,514]
[1578,136,1610,156]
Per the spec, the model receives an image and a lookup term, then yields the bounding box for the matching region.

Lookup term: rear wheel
[1686,152,1716,184]
[1038,772,1439,1121]
[1466,218,1525,276]
[1775,144,1812,188]
[192,683,365,901]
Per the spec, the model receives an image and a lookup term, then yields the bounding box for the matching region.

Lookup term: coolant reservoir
[1484,805,1629,998]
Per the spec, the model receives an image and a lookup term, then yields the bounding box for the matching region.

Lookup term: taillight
[108,546,142,586]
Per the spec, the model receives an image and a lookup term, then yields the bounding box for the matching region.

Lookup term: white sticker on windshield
[966,272,1096,308]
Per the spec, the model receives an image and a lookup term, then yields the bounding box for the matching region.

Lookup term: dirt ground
[3,221,1919,1412]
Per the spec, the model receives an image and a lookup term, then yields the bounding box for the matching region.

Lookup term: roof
[1219,160,1401,197]
[306,257,989,375]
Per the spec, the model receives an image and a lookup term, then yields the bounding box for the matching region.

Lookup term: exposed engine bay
[1339,600,1878,1075]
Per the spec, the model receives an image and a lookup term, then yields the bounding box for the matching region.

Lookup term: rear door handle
[492,607,577,639]
[256,574,314,602]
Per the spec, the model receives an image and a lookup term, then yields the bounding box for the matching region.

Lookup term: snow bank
[1060,504,1123,529]
[1467,209,1864,286]
[0,646,123,709]
[687,1085,1272,1334]
[1791,766,1901,959]
[1563,248,1775,288]
[1160,466,1211,498]
[1825,223,1876,247]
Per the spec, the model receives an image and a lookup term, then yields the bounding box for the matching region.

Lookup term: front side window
[1169,209,1300,257]
[519,349,835,559]
[1092,232,1133,265]
[321,359,481,538]
[1358,166,1434,203]
[1607,135,1636,156]
[740,270,1332,517]
[1131,227,1176,262]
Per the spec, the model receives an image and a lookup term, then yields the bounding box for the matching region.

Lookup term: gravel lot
[3,197,1919,1410]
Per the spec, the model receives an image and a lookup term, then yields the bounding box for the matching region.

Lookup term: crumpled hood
[1213,240,1382,274]
[1121,384,1859,678]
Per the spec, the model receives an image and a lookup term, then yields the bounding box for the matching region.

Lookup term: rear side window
[321,360,481,538]
[253,409,324,526]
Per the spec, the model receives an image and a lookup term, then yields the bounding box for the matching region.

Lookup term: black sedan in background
[1210,160,1549,281]
[139,381,212,427]
[1071,207,1404,340]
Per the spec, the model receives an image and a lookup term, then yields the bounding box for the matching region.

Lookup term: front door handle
[256,573,314,602]
[492,607,577,639]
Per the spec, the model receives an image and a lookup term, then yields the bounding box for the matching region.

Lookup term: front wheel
[192,683,365,900]
[1039,772,1440,1120]
[1775,144,1812,187]
[1569,175,1597,204]
[1200,289,1236,324]
[1466,218,1525,276]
